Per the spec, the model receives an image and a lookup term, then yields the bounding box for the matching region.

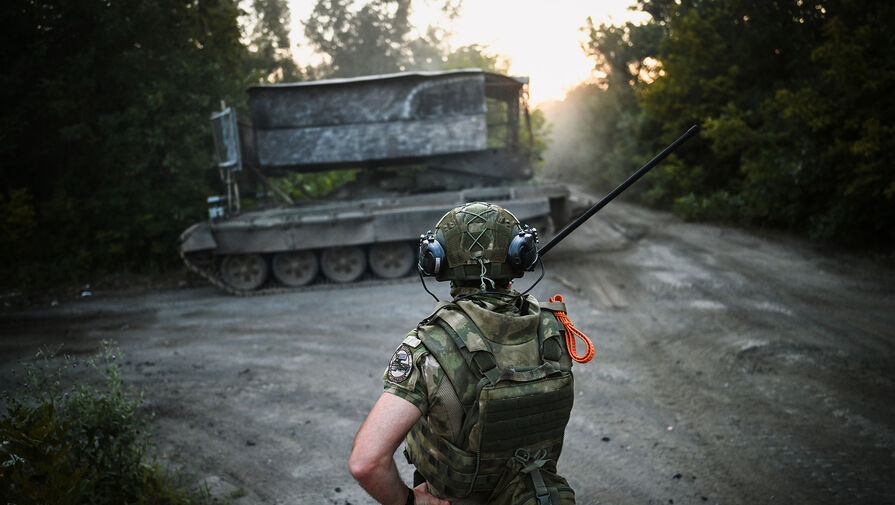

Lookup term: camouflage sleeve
[383,330,430,415]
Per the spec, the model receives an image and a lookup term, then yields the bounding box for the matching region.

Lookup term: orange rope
[549,295,594,363]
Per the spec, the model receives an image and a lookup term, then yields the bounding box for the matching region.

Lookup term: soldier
[350,202,585,505]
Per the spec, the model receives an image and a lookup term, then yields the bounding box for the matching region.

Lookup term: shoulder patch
[387,344,414,383]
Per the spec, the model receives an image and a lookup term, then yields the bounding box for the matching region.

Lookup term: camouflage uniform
[384,285,577,505]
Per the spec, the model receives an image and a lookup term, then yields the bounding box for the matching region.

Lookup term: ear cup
[507,225,539,272]
[418,230,446,276]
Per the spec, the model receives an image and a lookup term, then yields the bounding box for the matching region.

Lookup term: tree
[578,0,894,245]
[242,0,302,82]
[442,43,510,73]
[303,0,460,77]
[0,0,248,285]
[304,0,412,77]
[739,0,895,242]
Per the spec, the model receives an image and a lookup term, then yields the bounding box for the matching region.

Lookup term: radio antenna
[538,124,701,258]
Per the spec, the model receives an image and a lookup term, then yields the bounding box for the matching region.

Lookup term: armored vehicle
[180,69,571,294]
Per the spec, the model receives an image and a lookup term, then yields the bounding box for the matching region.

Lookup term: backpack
[405,297,575,504]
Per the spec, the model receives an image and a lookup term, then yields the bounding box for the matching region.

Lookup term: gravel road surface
[2,200,893,505]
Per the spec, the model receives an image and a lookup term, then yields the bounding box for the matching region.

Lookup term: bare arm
[349,392,450,505]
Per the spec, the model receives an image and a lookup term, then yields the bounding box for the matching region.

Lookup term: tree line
[1,0,890,291]
[543,0,893,247]
[2,0,266,288]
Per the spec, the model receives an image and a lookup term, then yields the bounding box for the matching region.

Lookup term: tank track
[180,250,417,296]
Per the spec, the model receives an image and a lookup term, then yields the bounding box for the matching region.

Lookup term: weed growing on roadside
[0,341,221,504]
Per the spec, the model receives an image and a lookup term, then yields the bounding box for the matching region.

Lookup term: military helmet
[418,202,539,283]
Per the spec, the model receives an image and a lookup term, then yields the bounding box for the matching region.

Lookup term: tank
[180,69,571,294]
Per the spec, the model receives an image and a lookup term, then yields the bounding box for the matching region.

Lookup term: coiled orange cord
[549,294,595,363]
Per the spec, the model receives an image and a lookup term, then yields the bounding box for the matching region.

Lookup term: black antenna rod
[538,123,701,258]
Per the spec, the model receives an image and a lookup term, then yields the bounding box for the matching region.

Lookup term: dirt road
[2,200,893,504]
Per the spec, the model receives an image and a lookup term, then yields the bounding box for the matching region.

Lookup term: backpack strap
[536,302,567,371]
[538,300,566,313]
[435,313,502,387]
[420,300,457,325]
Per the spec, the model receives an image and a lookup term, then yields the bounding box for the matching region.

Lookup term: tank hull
[180,184,570,294]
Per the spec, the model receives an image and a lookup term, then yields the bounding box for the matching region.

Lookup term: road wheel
[272,250,319,287]
[368,242,415,279]
[320,246,367,283]
[220,254,268,291]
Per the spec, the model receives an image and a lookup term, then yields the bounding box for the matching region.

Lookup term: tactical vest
[405,297,575,504]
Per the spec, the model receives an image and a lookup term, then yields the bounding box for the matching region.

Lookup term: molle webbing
[405,416,483,498]
[478,377,573,454]
[466,375,573,492]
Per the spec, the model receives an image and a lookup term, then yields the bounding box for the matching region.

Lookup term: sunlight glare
[287,0,651,105]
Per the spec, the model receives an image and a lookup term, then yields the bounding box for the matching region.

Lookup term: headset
[417,224,539,277]
[417,230,446,276]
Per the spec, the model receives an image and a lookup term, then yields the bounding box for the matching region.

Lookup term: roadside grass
[0,341,223,505]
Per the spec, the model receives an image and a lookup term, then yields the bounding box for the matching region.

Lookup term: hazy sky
[287,0,650,105]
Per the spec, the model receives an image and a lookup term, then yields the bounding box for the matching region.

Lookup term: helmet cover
[433,202,524,283]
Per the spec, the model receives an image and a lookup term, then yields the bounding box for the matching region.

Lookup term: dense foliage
[0,0,253,288]
[545,0,893,246]
[303,0,460,77]
[1,343,219,504]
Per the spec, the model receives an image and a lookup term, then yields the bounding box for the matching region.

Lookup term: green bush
[0,402,87,505]
[672,190,744,223]
[1,342,217,505]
